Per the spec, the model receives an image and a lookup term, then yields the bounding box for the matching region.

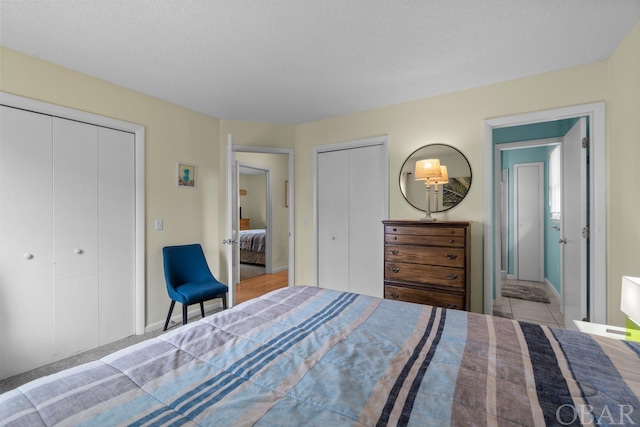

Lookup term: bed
[1,286,638,426]
[239,229,266,265]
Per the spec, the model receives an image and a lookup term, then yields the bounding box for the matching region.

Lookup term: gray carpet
[501,284,550,303]
[0,307,224,394]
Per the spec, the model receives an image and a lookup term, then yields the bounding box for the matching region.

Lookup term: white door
[347,144,386,296]
[0,106,55,379]
[53,118,100,359]
[98,127,136,344]
[316,141,387,298]
[225,135,238,307]
[514,162,544,282]
[562,118,588,329]
[317,149,350,292]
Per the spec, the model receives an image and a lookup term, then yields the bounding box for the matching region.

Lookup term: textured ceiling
[1,1,639,124]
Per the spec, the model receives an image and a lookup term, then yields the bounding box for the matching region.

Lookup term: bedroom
[1,1,639,424]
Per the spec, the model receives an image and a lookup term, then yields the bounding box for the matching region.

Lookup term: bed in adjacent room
[1,286,638,426]
[239,228,266,265]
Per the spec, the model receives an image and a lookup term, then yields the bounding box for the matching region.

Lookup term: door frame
[226,137,295,307]
[483,102,606,323]
[312,134,389,288]
[513,162,544,282]
[0,91,146,335]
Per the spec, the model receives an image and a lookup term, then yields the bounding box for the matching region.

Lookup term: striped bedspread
[1,286,639,426]
[239,229,265,253]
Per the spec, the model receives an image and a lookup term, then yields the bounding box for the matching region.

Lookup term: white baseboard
[544,278,563,307]
[144,300,224,334]
[507,274,516,280]
[273,265,288,273]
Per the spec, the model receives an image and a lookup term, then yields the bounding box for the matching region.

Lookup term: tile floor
[493,279,565,329]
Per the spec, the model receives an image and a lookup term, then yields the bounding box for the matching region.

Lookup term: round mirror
[399,144,472,212]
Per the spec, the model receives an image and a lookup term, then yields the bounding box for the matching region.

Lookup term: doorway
[483,103,606,329]
[225,136,294,307]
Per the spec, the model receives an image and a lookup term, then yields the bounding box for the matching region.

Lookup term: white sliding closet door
[317,143,386,298]
[0,106,55,378]
[53,118,100,359]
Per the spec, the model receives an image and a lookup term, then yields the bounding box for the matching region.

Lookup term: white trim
[312,134,390,287]
[232,145,295,288]
[0,91,146,335]
[483,102,606,324]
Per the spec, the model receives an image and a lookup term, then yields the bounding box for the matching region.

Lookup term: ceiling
[1,1,639,125]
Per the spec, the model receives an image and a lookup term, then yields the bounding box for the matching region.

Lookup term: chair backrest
[162,244,216,290]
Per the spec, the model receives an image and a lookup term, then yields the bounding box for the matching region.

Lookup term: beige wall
[295,61,609,314]
[2,19,638,328]
[607,21,640,326]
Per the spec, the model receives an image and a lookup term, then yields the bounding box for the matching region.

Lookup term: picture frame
[177,162,196,188]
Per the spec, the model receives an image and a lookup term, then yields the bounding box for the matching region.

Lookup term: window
[549,145,561,221]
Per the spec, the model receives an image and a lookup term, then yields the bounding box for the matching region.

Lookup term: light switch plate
[155,219,163,231]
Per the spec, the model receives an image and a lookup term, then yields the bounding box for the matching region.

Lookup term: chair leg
[223,294,228,309]
[182,303,188,325]
[164,300,176,331]
[200,302,205,318]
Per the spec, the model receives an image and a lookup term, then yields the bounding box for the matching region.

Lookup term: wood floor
[235,269,288,304]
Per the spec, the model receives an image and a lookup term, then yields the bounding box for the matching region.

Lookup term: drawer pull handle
[448,239,454,244]
[391,250,399,255]
[389,267,400,273]
[448,230,454,234]
[446,303,457,309]
[445,254,458,260]
[390,293,399,300]
[392,228,397,232]
[446,274,458,280]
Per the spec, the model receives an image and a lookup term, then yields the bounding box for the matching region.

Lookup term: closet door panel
[98,127,135,344]
[0,106,54,379]
[53,118,99,359]
[53,118,98,279]
[348,145,385,298]
[317,150,349,292]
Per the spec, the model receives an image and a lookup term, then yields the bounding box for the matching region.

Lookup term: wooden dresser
[239,218,250,230]
[383,220,471,311]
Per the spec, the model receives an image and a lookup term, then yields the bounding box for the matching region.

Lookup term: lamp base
[420,216,437,222]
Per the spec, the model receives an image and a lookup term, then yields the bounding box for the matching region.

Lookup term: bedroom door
[315,136,388,298]
[562,118,588,329]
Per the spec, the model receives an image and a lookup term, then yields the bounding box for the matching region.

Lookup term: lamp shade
[621,276,640,326]
[428,165,449,185]
[415,159,441,181]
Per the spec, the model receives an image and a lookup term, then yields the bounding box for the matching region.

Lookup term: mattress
[1,286,638,426]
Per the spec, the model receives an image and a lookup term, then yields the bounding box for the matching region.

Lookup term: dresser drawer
[385,245,464,268]
[385,225,463,237]
[384,284,464,310]
[384,262,465,288]
[385,233,464,247]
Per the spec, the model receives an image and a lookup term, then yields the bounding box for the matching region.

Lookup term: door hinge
[582,137,590,149]
[582,227,590,239]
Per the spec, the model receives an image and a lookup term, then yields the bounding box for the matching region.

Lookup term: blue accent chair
[162,244,228,331]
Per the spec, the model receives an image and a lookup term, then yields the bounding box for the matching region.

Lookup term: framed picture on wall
[177,162,196,188]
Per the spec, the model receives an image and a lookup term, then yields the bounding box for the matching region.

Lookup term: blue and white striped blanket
[1,286,639,426]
